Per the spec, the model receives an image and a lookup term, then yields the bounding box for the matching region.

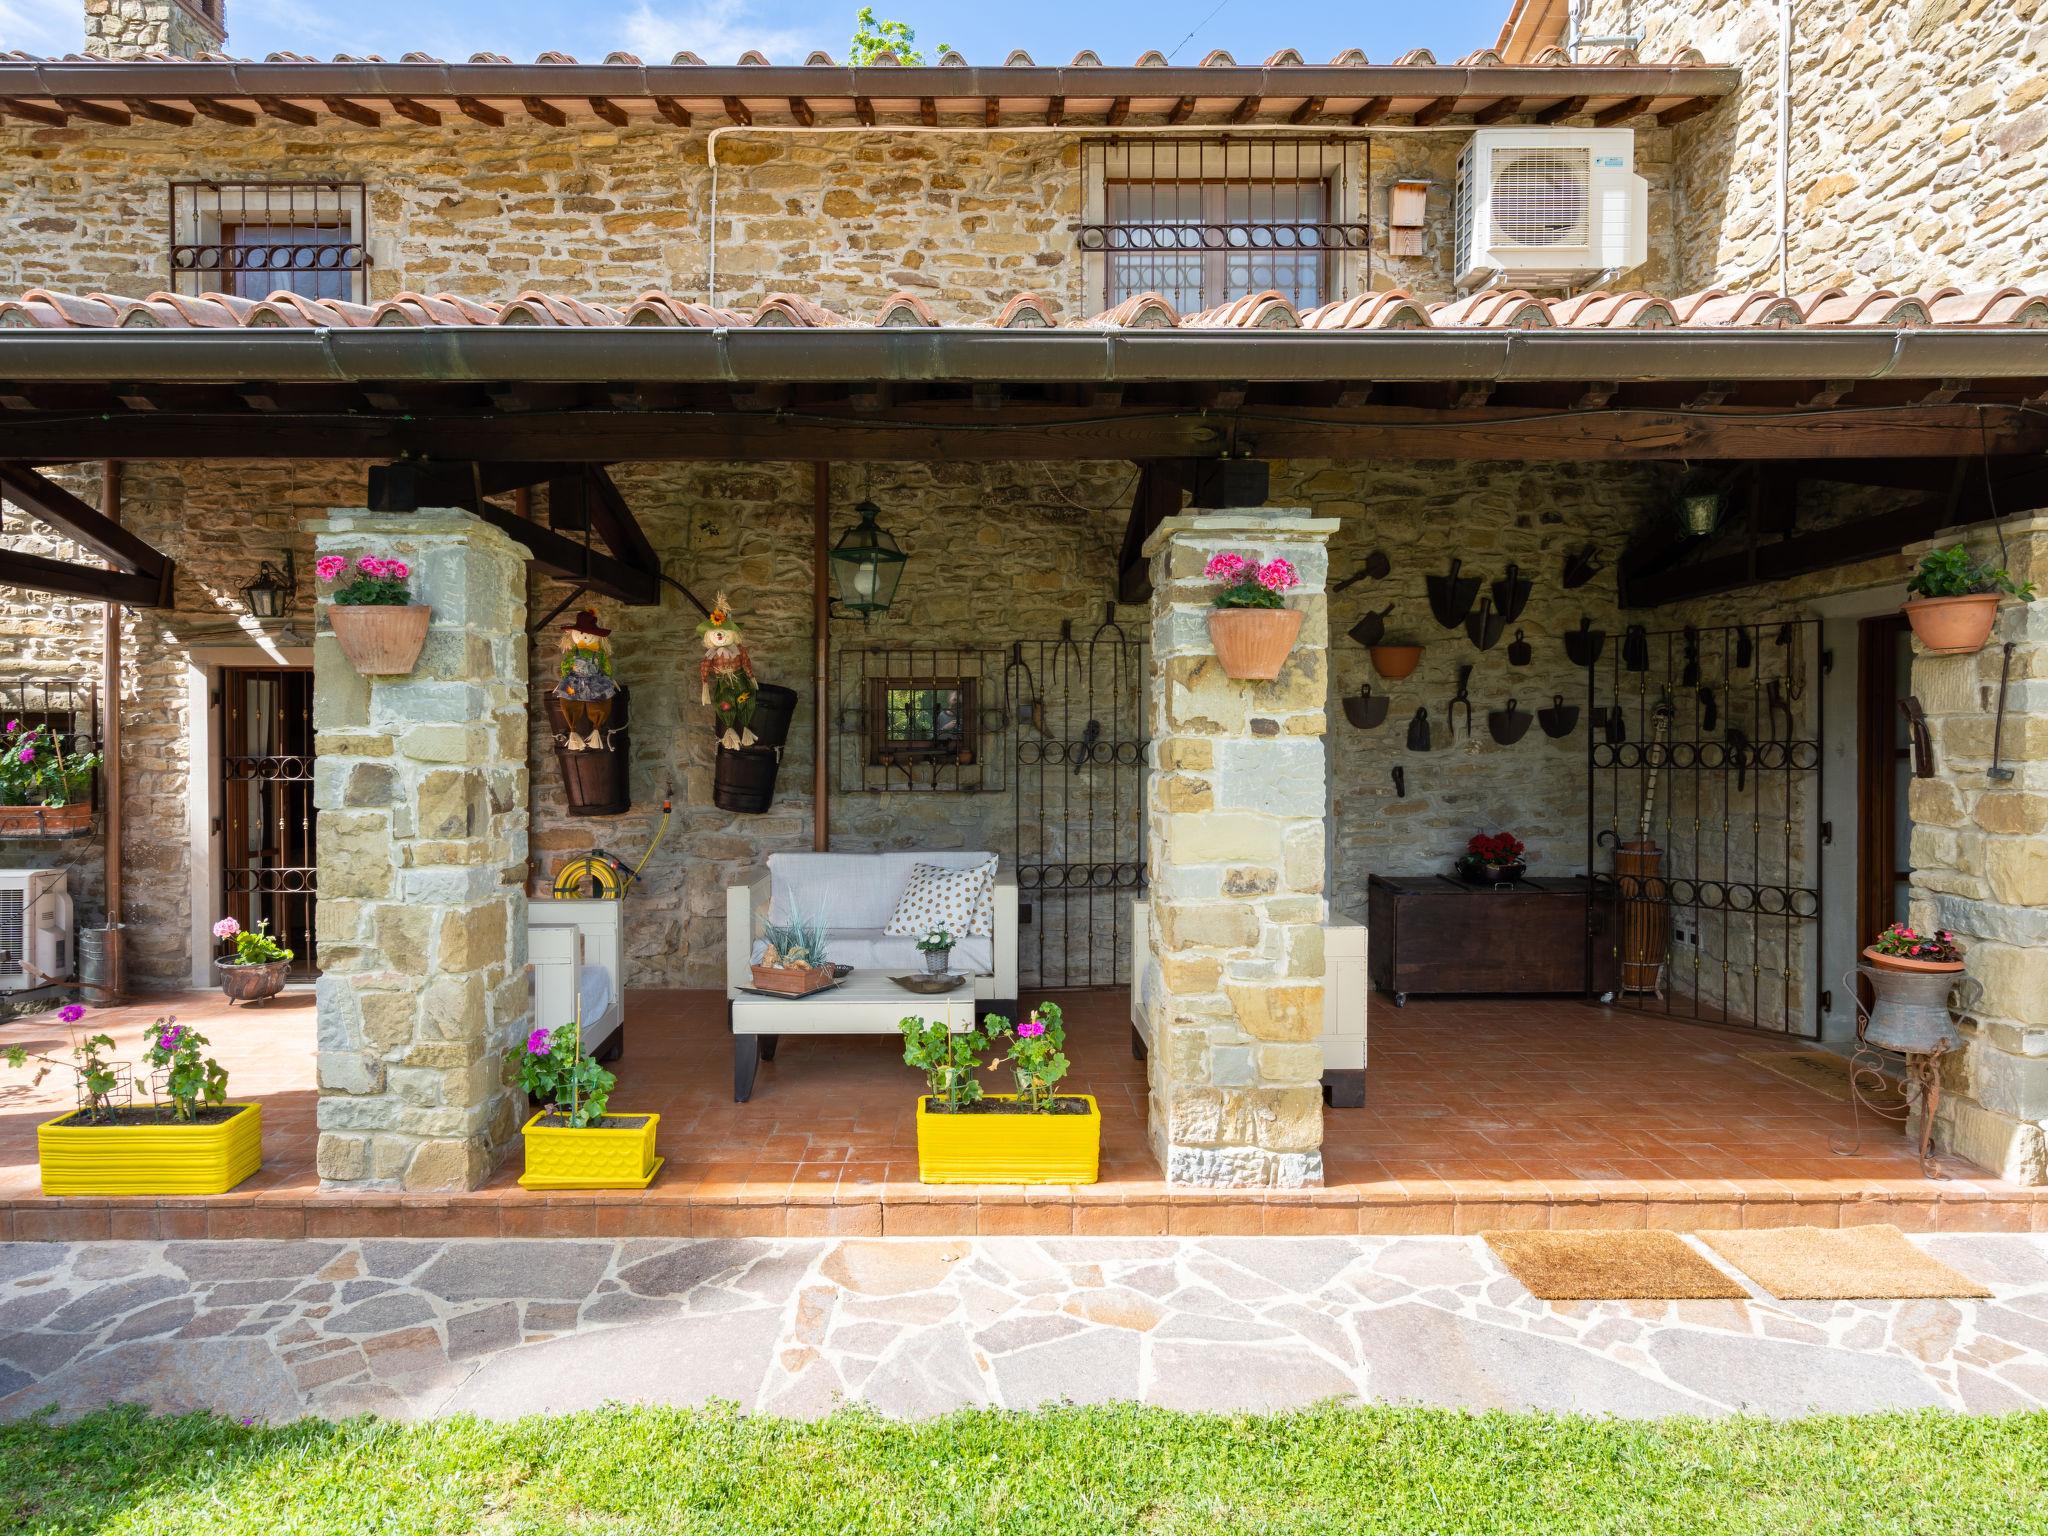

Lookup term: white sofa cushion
[884,857,996,938]
[752,929,995,975]
[767,850,998,931]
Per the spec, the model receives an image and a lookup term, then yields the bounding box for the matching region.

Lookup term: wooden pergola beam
[455,96,504,126]
[0,462,171,574]
[0,548,171,608]
[1117,461,1187,603]
[1411,95,1459,125]
[1536,95,1588,123]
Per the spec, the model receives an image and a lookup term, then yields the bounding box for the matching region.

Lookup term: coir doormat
[1698,1225,1990,1300]
[1484,1230,1747,1301]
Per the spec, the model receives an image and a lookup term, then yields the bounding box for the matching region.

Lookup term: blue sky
[4,0,1509,66]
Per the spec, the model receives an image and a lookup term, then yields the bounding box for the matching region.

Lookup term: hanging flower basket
[327,604,431,676]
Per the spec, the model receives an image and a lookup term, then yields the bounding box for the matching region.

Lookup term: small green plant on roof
[900,1015,987,1112]
[514,1022,616,1128]
[849,7,949,65]
[1907,544,2036,601]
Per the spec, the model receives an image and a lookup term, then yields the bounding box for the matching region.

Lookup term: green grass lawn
[3,1403,2043,1535]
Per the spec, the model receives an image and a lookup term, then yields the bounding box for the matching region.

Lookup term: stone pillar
[84,0,227,59]
[311,509,532,1191]
[1141,508,1337,1187]
[1906,513,2048,1182]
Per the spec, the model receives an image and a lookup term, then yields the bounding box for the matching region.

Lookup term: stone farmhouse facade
[0,0,2043,1192]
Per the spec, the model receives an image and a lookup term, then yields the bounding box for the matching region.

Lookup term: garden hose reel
[548,790,672,901]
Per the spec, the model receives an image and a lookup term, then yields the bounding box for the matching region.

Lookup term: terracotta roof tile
[1087,292,1181,329]
[1430,290,1553,329]
[1301,291,1433,330]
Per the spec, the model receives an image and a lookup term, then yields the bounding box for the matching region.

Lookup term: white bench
[527,897,627,1062]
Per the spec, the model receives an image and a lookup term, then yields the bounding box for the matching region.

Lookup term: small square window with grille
[1081,139,1365,314]
[865,677,978,769]
[169,180,371,302]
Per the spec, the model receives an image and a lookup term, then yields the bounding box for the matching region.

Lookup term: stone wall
[1618,0,2048,291]
[83,0,225,62]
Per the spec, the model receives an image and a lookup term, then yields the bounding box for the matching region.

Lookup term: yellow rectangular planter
[518,1111,663,1189]
[915,1094,1100,1185]
[37,1102,262,1196]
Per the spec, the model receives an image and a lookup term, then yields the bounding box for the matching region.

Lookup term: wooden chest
[1366,874,1620,1006]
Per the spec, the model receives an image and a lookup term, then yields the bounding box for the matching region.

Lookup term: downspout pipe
[98,458,126,999]
[1776,0,1794,293]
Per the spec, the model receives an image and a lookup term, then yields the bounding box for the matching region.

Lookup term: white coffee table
[729,969,978,1101]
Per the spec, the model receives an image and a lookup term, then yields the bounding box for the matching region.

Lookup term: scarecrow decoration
[698,591,759,751]
[554,609,620,751]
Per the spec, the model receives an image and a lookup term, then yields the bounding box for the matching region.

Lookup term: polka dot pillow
[884,856,997,939]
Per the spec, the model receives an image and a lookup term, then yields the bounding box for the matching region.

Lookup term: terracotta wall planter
[1369,644,1423,680]
[1902,593,2001,656]
[1208,607,1304,680]
[0,802,91,839]
[328,603,432,675]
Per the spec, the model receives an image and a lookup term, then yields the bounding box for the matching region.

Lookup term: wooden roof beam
[1228,95,1262,124]
[389,96,441,125]
[722,96,752,125]
[1287,96,1326,124]
[788,96,816,127]
[322,96,380,127]
[53,97,130,125]
[0,98,67,126]
[190,97,256,126]
[256,97,317,126]
[1351,96,1391,124]
[653,96,690,126]
[918,96,937,125]
[522,97,568,127]
[1592,95,1655,126]
[0,462,175,580]
[854,95,874,125]
[1045,95,1064,125]
[983,96,999,126]
[1535,95,1588,123]
[455,96,504,126]
[124,98,193,125]
[1473,96,1524,124]
[1167,95,1196,123]
[1107,96,1130,125]
[0,548,172,608]
[587,96,629,127]
[1658,95,1717,125]
[1412,95,1459,126]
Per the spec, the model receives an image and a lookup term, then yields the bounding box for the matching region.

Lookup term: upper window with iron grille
[169,181,371,303]
[1080,140,1364,315]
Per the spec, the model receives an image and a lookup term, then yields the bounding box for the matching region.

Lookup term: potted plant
[1902,544,2036,655]
[317,552,430,675]
[903,1001,1100,1184]
[1203,551,1304,680]
[915,928,954,975]
[514,1021,662,1189]
[211,915,293,1004]
[750,906,836,996]
[1455,830,1528,885]
[7,1007,262,1195]
[1369,641,1424,680]
[1864,921,1964,975]
[0,718,100,839]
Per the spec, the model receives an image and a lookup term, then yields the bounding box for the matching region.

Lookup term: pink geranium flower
[1256,557,1299,593]
[213,917,241,940]
[385,560,409,580]
[525,1027,552,1055]
[1018,1016,1046,1039]
[16,746,33,764]
[314,554,347,584]
[1203,551,1251,582]
[58,1003,85,1024]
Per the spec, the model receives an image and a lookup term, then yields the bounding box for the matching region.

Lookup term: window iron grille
[169,180,370,303]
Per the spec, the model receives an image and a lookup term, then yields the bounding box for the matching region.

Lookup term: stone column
[311,509,532,1191]
[1904,514,2048,1182]
[1140,508,1337,1187]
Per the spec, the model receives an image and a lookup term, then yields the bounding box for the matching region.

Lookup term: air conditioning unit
[0,869,73,993]
[1454,128,1648,291]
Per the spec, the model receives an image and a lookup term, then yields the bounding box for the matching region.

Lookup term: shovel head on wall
[1406,707,1433,752]
[1347,604,1393,649]
[1487,698,1533,745]
[1538,694,1579,738]
[1427,558,1481,630]
[1465,597,1504,652]
[1491,563,1532,624]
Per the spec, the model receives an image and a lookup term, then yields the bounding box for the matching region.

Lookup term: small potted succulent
[7,1006,261,1195]
[212,915,293,1005]
[1902,544,2036,656]
[1456,830,1528,886]
[317,551,430,675]
[514,1021,662,1189]
[750,905,836,995]
[1203,551,1304,680]
[902,1001,1099,1184]
[0,718,101,839]
[915,928,954,975]
[1864,922,1964,976]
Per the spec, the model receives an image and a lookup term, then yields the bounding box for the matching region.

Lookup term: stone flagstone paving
[4,1236,2048,1423]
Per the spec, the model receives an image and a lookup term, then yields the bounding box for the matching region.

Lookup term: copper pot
[1207,607,1304,680]
[217,958,289,1005]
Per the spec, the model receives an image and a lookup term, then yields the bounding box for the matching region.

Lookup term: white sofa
[528,897,627,1062]
[725,851,1019,1100]
[1130,898,1366,1107]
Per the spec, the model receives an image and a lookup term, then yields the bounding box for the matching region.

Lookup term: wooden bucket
[1614,838,1669,995]
[543,687,632,817]
[714,745,780,814]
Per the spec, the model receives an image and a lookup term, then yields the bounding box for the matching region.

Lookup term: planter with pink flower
[5,1006,262,1195]
[1202,550,1305,680]
[903,1001,1099,1184]
[513,1021,662,1189]
[318,551,430,676]
[1864,922,1965,976]
[212,916,293,1005]
[0,717,101,839]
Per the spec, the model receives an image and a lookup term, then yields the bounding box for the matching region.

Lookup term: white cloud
[0,0,79,54]
[623,0,824,63]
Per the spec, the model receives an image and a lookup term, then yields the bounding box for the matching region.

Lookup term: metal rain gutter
[0,326,2041,386]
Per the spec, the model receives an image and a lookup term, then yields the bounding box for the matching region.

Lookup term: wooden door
[1855,614,1913,945]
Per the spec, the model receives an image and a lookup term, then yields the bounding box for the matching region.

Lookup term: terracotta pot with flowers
[1864,922,1965,975]
[1902,544,2036,656]
[6,1006,261,1195]
[514,1021,662,1189]
[318,551,430,675]
[212,916,293,1004]
[0,717,101,839]
[1455,830,1528,886]
[903,1001,1099,1183]
[1203,551,1304,680]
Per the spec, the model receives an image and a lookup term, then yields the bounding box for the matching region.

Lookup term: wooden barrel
[749,683,799,749]
[542,687,631,816]
[1614,838,1669,995]
[713,745,781,814]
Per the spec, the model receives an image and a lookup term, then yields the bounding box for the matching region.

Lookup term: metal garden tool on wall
[1622,623,1650,673]
[1562,546,1603,589]
[1506,628,1532,666]
[1427,558,1481,629]
[1347,604,1393,649]
[1447,666,1474,738]
[1391,766,1407,797]
[1488,698,1533,745]
[1604,706,1627,745]
[1990,642,2017,783]
[1342,683,1390,729]
[1491,563,1532,624]
[1538,694,1579,738]
[1699,685,1718,732]
[1681,625,1701,687]
[1331,550,1392,593]
[1006,642,1047,737]
[1563,617,1605,668]
[1734,626,1754,669]
[1406,707,1433,752]
[1899,696,1935,778]
[1465,596,1504,652]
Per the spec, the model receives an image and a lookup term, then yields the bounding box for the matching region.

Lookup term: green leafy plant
[1203,551,1302,610]
[0,719,99,808]
[900,1014,986,1111]
[848,7,948,65]
[989,1001,1070,1112]
[315,552,413,607]
[914,928,952,954]
[211,916,293,966]
[4,1003,127,1122]
[760,903,830,970]
[1906,545,2036,602]
[515,1022,616,1128]
[143,1018,229,1121]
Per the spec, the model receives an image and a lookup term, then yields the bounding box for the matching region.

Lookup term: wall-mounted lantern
[829,499,907,620]
[241,552,296,620]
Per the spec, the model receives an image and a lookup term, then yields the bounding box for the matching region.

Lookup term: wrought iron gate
[1011,615,1148,990]
[1587,619,1824,1038]
[219,667,317,975]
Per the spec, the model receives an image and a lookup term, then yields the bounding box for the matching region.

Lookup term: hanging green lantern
[829,499,907,619]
